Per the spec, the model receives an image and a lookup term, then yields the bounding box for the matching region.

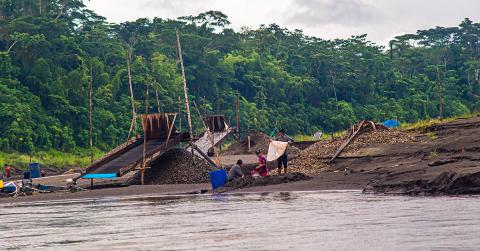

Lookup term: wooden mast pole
[145,73,150,114]
[89,63,94,188]
[141,73,150,185]
[126,50,137,143]
[178,96,182,130]
[236,92,240,139]
[152,62,161,113]
[89,63,94,164]
[176,28,193,142]
[141,116,147,185]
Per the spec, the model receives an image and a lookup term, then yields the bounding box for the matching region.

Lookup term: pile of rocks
[289,128,415,176]
[131,148,213,185]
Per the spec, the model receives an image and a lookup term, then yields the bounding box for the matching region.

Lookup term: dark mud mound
[130,148,212,185]
[223,131,272,155]
[423,117,480,133]
[364,171,480,195]
[225,172,311,190]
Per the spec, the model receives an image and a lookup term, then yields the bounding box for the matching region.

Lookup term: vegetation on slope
[1,0,480,157]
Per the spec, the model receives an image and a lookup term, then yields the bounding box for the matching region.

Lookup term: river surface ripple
[1,191,480,250]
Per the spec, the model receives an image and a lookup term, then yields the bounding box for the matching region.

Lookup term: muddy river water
[1,191,480,250]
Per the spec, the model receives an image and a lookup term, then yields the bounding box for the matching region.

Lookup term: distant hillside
[1,1,479,153]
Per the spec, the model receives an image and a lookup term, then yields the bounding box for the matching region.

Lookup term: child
[252,150,268,177]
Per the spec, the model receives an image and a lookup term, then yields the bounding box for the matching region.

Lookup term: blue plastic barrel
[209,169,228,189]
[29,163,41,179]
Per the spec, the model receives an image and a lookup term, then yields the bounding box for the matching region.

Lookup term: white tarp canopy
[267,140,288,161]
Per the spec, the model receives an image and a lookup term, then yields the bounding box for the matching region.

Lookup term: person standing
[4,164,11,179]
[275,129,293,175]
[253,150,268,177]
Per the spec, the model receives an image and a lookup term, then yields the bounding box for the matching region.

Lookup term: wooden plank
[330,120,366,163]
[164,114,177,150]
[122,133,189,175]
[190,143,219,169]
[187,128,234,157]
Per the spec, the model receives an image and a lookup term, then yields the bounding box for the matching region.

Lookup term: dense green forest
[1,0,480,154]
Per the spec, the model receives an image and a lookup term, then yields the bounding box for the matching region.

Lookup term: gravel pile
[131,148,213,185]
[223,131,301,155]
[225,172,311,190]
[289,128,415,176]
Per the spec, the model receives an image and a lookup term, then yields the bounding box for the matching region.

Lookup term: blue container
[209,169,228,189]
[29,163,41,179]
[383,119,400,128]
[2,182,17,193]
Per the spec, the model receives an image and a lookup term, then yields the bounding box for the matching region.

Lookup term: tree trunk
[152,63,161,113]
[436,65,443,119]
[329,70,339,110]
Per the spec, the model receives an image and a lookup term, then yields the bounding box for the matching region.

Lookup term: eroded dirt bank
[352,117,480,195]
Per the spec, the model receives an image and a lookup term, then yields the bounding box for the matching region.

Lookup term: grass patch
[293,135,315,141]
[218,140,235,153]
[402,112,479,132]
[402,117,457,131]
[0,148,104,171]
[293,130,348,141]
[426,132,438,141]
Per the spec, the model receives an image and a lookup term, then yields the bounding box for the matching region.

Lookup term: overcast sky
[85,0,480,45]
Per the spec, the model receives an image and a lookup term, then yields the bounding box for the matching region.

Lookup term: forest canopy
[1,0,480,153]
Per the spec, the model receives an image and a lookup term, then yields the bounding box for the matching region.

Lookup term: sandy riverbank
[3,116,480,203]
[0,172,375,203]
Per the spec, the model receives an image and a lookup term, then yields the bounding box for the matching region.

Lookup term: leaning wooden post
[89,63,94,165]
[141,116,147,185]
[140,73,151,185]
[193,100,208,131]
[176,28,193,142]
[126,50,137,143]
[177,96,182,130]
[145,72,150,114]
[236,92,240,139]
[89,63,94,189]
[164,113,177,150]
